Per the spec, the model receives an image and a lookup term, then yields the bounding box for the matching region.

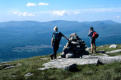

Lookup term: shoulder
[59,32,64,36]
[89,31,93,34]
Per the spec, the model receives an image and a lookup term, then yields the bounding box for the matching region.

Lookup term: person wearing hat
[51,26,69,60]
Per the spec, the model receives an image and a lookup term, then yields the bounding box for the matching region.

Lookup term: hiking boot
[50,55,53,60]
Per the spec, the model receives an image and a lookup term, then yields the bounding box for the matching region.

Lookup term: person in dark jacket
[88,27,97,54]
[51,26,68,60]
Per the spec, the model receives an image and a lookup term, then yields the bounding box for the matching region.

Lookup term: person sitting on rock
[88,27,99,54]
[51,26,69,60]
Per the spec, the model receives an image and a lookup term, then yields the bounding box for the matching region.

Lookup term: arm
[60,32,69,41]
[88,30,91,36]
[88,30,92,37]
[51,38,54,47]
[63,35,69,41]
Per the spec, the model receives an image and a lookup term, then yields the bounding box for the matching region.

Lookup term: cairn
[61,33,88,58]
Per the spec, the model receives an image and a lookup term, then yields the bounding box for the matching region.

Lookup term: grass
[96,44,121,52]
[108,52,121,56]
[1,59,121,80]
[87,44,121,56]
[0,44,121,80]
[1,55,121,80]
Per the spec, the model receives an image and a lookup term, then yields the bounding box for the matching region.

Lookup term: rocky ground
[0,44,121,80]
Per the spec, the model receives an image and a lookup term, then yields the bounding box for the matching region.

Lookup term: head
[90,27,94,31]
[53,26,58,32]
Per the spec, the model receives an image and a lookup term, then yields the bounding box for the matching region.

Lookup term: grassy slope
[0,45,121,80]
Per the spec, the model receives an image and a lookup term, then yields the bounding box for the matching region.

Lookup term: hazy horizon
[0,20,121,23]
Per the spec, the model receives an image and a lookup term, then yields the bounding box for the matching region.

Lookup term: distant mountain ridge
[0,20,121,62]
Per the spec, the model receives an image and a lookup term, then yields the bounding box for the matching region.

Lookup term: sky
[0,0,121,22]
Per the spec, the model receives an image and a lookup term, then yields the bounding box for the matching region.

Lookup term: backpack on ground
[92,32,99,38]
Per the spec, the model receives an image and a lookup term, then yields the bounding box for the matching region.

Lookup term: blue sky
[0,0,121,22]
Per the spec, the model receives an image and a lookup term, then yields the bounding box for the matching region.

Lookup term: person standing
[88,27,99,54]
[51,26,68,60]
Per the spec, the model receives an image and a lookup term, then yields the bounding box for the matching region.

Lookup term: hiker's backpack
[53,32,62,42]
[92,32,99,38]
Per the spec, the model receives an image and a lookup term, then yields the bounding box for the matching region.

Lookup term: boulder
[86,47,90,51]
[64,64,78,71]
[106,49,121,54]
[109,44,117,48]
[66,53,74,58]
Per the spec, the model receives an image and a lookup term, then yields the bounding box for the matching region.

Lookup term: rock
[40,58,48,60]
[42,58,98,69]
[0,63,16,70]
[98,56,121,64]
[38,67,49,71]
[57,56,61,59]
[109,44,117,48]
[0,64,10,70]
[24,73,33,77]
[16,63,22,67]
[106,49,121,54]
[66,53,74,58]
[4,66,15,69]
[82,55,99,59]
[64,64,78,71]
[86,48,90,51]
[96,50,105,53]
[61,33,87,58]
[40,54,121,70]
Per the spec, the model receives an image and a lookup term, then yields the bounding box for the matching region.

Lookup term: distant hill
[0,20,121,62]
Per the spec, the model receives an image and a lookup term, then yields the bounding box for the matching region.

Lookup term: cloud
[38,3,48,6]
[26,2,48,7]
[51,10,81,16]
[50,8,121,16]
[51,10,67,16]
[26,3,36,7]
[79,8,121,13]
[116,16,120,19]
[13,11,35,17]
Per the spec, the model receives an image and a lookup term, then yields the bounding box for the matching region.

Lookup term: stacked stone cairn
[61,33,88,58]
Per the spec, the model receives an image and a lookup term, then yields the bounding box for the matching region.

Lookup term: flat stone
[4,66,15,69]
[42,58,98,69]
[38,67,49,70]
[98,56,121,64]
[40,55,121,70]
[106,49,121,54]
[82,55,99,59]
[24,73,33,77]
